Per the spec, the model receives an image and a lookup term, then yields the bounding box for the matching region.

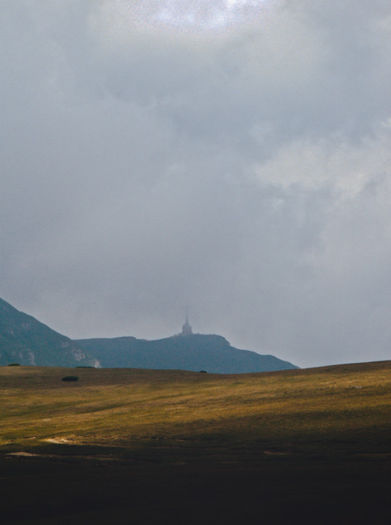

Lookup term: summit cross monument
[181,312,193,336]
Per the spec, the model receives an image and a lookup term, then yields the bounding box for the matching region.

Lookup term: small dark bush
[62,376,79,382]
[199,370,208,374]
[8,363,21,366]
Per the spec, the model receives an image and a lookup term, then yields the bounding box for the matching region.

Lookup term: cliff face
[0,298,98,367]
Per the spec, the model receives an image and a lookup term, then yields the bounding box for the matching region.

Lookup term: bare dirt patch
[43,437,74,445]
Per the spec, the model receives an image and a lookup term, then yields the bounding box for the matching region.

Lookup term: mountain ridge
[76,332,297,373]
[0,298,98,367]
[0,297,297,372]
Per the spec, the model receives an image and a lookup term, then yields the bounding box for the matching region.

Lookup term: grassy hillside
[1,362,391,523]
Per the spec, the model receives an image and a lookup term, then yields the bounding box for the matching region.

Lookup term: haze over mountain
[0,298,98,367]
[76,317,297,373]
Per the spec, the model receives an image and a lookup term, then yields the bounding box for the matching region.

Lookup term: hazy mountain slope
[0,297,296,372]
[0,298,98,367]
[76,333,297,373]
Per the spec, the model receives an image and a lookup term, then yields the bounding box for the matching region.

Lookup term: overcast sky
[1,0,391,367]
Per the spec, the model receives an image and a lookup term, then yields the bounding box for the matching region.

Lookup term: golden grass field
[1,362,391,524]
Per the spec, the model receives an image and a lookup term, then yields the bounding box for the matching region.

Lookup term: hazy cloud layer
[1,0,391,366]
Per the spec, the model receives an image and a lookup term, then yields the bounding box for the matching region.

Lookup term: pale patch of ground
[7,450,117,461]
[43,437,73,444]
[7,452,39,457]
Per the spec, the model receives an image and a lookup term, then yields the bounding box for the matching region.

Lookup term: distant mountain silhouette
[76,333,297,373]
[0,297,297,372]
[0,298,98,367]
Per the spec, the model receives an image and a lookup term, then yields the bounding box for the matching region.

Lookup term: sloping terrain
[76,333,297,373]
[0,298,98,367]
[1,362,391,523]
[1,360,390,452]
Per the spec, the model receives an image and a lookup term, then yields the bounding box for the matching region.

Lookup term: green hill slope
[0,298,98,367]
[76,333,297,373]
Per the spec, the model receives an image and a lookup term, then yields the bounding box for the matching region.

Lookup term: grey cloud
[1,0,391,367]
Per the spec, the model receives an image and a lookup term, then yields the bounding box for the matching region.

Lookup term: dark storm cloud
[1,0,391,366]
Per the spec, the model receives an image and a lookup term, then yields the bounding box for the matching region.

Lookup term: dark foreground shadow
[1,443,391,525]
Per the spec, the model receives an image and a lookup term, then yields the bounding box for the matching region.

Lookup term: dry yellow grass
[2,362,391,524]
[1,361,391,459]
